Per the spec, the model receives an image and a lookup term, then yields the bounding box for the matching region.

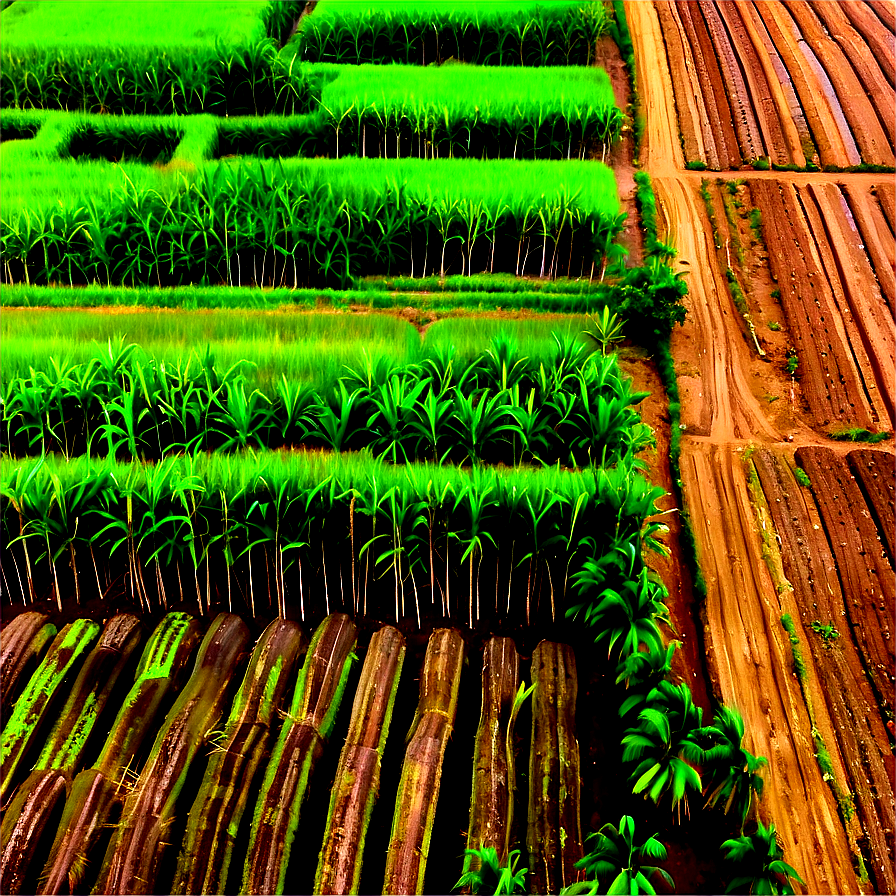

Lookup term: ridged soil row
[781,0,895,167]
[841,1,896,88]
[681,442,859,894]
[0,612,56,718]
[842,183,896,319]
[801,182,895,428]
[845,449,895,567]
[751,449,895,896]
[795,447,895,721]
[750,179,880,429]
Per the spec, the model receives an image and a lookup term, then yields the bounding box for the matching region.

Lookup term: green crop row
[294,0,609,66]
[2,328,651,468]
[1,1,310,115]
[0,449,664,625]
[1,157,622,287]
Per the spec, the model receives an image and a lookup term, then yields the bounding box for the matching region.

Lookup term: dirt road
[627,2,894,892]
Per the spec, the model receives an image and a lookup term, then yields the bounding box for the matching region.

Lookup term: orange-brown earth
[628,1,895,892]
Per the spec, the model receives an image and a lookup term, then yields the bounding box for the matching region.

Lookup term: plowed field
[655,0,896,170]
[628,1,896,892]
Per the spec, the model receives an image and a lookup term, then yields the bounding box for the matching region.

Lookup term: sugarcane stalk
[39,612,200,896]
[1,619,100,805]
[0,769,68,895]
[1,612,56,718]
[172,619,307,895]
[0,615,143,894]
[315,625,406,895]
[383,628,464,896]
[242,613,357,896]
[527,641,582,895]
[93,613,250,896]
[465,637,521,875]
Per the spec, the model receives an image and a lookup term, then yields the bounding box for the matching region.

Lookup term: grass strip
[94,613,250,896]
[315,624,406,894]
[39,612,200,896]
[383,627,464,895]
[173,618,306,894]
[0,619,100,805]
[243,613,357,895]
[527,640,582,895]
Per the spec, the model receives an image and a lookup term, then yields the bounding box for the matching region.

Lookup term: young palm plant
[455,847,528,895]
[566,815,673,896]
[697,706,767,831]
[720,823,804,895]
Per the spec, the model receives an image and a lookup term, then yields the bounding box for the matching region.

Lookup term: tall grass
[1,158,622,286]
[295,0,609,65]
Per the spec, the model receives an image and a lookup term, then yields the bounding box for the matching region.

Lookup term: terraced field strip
[655,0,895,170]
[751,447,895,894]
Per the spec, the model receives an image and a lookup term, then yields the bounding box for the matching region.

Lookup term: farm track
[629,1,895,892]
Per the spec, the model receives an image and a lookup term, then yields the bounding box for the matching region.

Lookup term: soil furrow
[795,447,895,722]
[842,183,896,319]
[680,443,859,895]
[840,0,896,89]
[846,449,896,569]
[811,1,896,151]
[756,1,853,168]
[781,0,894,167]
[800,183,894,428]
[876,181,896,235]
[752,447,895,896]
[698,0,765,163]
[866,0,896,35]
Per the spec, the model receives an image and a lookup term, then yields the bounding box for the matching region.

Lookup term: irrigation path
[627,1,894,892]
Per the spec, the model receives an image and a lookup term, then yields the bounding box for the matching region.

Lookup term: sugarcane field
[0,1,893,894]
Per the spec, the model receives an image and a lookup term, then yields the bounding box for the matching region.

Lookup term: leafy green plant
[583,306,626,355]
[828,427,890,444]
[697,706,767,830]
[455,847,527,895]
[785,355,798,376]
[767,322,780,332]
[720,823,804,895]
[792,467,810,488]
[568,815,673,896]
[810,620,839,644]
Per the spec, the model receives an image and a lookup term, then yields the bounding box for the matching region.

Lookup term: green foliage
[751,157,770,171]
[454,847,527,895]
[748,208,763,245]
[570,815,673,896]
[616,641,678,718]
[696,706,767,830]
[780,614,807,685]
[792,467,810,488]
[295,1,609,66]
[810,620,839,644]
[828,427,890,444]
[720,823,804,895]
[785,355,798,376]
[621,680,703,813]
[767,322,781,332]
[685,160,707,171]
[584,307,626,355]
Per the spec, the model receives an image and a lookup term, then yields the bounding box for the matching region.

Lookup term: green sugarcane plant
[39,612,200,896]
[456,847,528,895]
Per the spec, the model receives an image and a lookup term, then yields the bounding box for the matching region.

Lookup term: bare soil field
[628,1,896,891]
[654,0,895,170]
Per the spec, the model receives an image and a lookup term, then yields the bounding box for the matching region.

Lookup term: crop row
[0,450,663,626]
[1,158,623,287]
[1,1,612,115]
[2,329,651,469]
[296,0,610,66]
